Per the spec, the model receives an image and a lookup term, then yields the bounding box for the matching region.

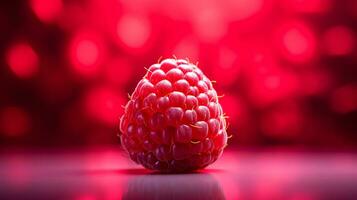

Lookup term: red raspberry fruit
[119,58,228,172]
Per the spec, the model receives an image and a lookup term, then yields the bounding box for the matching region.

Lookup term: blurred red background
[0,0,356,148]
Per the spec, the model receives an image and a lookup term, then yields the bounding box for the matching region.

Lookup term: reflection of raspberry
[119,58,228,172]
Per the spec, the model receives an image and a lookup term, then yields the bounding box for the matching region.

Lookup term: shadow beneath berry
[64,166,225,176]
[149,168,225,175]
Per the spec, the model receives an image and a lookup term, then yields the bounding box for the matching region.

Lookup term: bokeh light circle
[116,14,151,49]
[30,0,63,23]
[276,21,316,63]
[69,30,105,77]
[6,42,39,79]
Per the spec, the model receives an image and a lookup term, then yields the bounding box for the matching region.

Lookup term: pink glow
[117,14,151,49]
[284,29,309,55]
[30,0,63,23]
[76,40,99,67]
[6,42,39,78]
[277,21,316,62]
[192,7,227,42]
[69,31,104,77]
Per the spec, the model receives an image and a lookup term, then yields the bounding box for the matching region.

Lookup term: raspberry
[119,58,228,172]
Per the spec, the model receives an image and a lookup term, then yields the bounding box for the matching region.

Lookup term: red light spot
[330,85,357,114]
[0,106,31,137]
[323,26,355,56]
[192,8,227,42]
[283,29,309,55]
[6,42,39,78]
[84,87,124,125]
[76,40,99,66]
[117,15,151,49]
[264,75,281,90]
[69,31,104,77]
[278,22,316,62]
[30,0,63,23]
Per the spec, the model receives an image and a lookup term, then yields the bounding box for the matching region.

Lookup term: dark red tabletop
[0,148,356,200]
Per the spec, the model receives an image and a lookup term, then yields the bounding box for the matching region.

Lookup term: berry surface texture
[119,58,228,173]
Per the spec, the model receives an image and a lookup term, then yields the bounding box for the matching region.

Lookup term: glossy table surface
[0,147,357,200]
